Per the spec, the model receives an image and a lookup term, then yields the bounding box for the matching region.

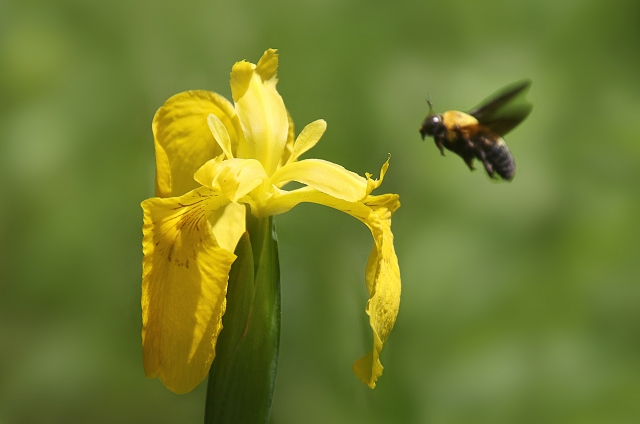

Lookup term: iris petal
[277,110,296,171]
[153,90,243,197]
[270,159,367,202]
[365,156,390,196]
[207,114,234,159]
[285,119,327,165]
[209,203,246,253]
[141,187,236,393]
[194,157,269,203]
[254,48,279,81]
[230,50,288,176]
[261,182,401,389]
[352,194,401,388]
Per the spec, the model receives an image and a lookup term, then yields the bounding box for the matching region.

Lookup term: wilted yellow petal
[270,159,367,202]
[153,90,244,197]
[230,52,288,176]
[285,119,327,165]
[261,185,401,389]
[141,186,236,394]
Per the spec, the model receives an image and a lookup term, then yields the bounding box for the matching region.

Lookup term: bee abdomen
[485,142,515,180]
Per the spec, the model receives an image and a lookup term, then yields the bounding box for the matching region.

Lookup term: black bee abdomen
[485,142,515,180]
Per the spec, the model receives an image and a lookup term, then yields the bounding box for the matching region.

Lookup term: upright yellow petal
[141,187,236,393]
[255,48,279,81]
[152,90,244,197]
[229,61,253,103]
[207,114,234,159]
[285,119,327,165]
[277,110,296,172]
[230,51,288,176]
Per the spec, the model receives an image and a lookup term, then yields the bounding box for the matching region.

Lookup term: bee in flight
[419,80,533,181]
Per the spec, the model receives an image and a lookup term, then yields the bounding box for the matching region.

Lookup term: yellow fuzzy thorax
[441,110,478,130]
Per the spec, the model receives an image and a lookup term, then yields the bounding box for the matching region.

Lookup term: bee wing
[468,80,533,136]
[478,103,533,136]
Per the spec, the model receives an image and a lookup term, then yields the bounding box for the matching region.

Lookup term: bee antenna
[426,94,434,115]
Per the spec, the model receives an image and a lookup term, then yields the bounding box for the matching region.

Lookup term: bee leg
[435,139,446,156]
[464,157,475,170]
[459,135,475,170]
[475,149,496,178]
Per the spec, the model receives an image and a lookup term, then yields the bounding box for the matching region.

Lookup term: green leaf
[204,214,281,424]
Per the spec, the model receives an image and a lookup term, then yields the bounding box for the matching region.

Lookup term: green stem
[204,213,281,424]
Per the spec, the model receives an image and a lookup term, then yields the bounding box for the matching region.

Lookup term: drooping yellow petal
[351,193,401,388]
[261,179,401,389]
[194,157,269,203]
[141,186,236,394]
[230,50,288,176]
[270,159,367,202]
[152,90,244,197]
[285,119,327,165]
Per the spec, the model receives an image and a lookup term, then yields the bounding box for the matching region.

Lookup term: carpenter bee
[419,80,532,181]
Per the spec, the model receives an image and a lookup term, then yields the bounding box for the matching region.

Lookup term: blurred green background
[2,0,640,423]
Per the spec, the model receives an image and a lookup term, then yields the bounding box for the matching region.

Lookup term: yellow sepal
[141,186,236,393]
[261,180,401,389]
[270,159,367,202]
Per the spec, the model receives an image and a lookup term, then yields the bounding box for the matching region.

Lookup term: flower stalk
[204,211,280,424]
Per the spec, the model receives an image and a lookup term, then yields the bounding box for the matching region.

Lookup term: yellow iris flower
[141,49,401,394]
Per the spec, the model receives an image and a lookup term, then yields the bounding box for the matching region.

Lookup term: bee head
[419,113,445,140]
[420,97,446,139]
